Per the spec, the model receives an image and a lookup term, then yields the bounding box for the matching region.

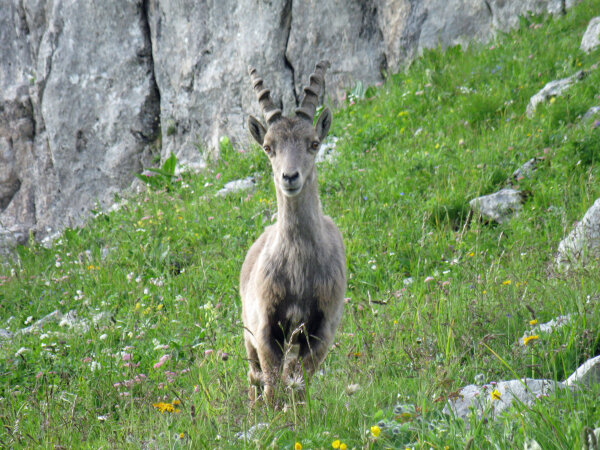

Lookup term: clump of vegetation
[1,1,600,448]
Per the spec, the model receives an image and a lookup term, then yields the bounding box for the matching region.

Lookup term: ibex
[240,61,346,404]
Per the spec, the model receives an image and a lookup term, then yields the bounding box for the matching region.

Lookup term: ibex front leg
[255,327,283,405]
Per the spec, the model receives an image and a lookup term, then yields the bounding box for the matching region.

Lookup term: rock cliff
[0,0,580,252]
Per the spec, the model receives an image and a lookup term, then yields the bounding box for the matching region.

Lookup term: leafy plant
[134,152,179,191]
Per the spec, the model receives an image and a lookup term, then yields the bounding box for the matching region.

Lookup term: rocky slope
[0,0,581,251]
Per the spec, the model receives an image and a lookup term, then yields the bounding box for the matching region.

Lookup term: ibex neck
[275,173,323,237]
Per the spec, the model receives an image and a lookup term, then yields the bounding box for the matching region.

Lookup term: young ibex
[240,61,346,403]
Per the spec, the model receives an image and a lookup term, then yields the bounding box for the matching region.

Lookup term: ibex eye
[263,145,271,153]
[311,141,320,150]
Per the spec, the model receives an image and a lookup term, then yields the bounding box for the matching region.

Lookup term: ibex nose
[282,171,299,184]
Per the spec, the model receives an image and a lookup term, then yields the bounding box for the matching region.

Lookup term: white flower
[99,334,108,340]
[15,347,30,357]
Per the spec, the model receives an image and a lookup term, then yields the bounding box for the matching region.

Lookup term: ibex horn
[248,66,282,126]
[295,60,330,122]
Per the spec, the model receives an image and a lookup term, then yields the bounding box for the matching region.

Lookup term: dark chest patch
[267,293,324,359]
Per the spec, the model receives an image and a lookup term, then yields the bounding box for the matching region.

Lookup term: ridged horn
[295,60,330,122]
[248,66,282,126]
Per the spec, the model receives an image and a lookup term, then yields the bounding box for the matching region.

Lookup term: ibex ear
[315,107,332,141]
[248,115,267,145]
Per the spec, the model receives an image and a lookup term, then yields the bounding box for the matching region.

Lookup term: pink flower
[122,353,132,361]
[424,276,435,283]
[36,371,43,379]
[82,357,92,363]
[154,354,171,369]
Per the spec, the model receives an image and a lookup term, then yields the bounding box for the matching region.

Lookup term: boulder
[469,188,523,223]
[556,198,600,269]
[580,16,600,53]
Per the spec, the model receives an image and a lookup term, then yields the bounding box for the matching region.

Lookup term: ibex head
[247,61,332,198]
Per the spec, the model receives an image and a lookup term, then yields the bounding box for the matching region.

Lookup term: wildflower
[370,425,381,437]
[332,440,341,449]
[523,335,539,346]
[153,354,171,369]
[152,402,175,413]
[468,252,475,257]
[179,432,185,439]
[340,444,347,450]
[295,442,302,450]
[502,279,511,285]
[529,319,538,326]
[491,389,501,400]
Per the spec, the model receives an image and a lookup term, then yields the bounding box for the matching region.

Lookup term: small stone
[215,177,256,197]
[582,106,600,122]
[580,17,600,53]
[556,197,600,270]
[565,355,600,388]
[469,188,523,224]
[526,71,586,117]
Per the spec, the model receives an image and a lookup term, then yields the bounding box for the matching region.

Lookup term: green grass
[2,2,600,448]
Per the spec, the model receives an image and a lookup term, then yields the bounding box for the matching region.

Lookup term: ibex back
[240,61,346,404]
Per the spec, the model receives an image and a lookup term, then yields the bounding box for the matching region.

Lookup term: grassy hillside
[2,1,600,448]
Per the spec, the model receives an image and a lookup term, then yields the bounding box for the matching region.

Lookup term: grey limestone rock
[582,106,600,122]
[469,188,523,223]
[556,198,600,269]
[566,355,600,388]
[0,0,583,253]
[443,379,563,424]
[526,70,586,117]
[215,177,256,197]
[580,16,600,53]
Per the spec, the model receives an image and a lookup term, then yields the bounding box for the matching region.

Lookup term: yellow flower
[523,335,539,346]
[370,425,381,437]
[172,399,181,406]
[179,432,185,439]
[502,279,511,285]
[549,97,556,104]
[152,402,175,413]
[156,304,164,311]
[135,302,141,311]
[529,319,538,326]
[491,389,501,401]
[332,440,341,449]
[468,252,475,257]
[340,444,347,450]
[295,442,302,450]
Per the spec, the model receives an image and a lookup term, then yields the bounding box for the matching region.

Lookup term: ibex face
[249,115,331,197]
[247,61,331,198]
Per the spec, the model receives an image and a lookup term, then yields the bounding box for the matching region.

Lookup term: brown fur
[241,63,346,404]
